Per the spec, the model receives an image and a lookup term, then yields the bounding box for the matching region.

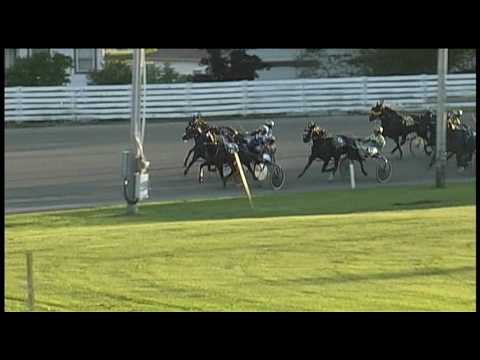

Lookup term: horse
[411,110,436,156]
[182,118,243,177]
[197,128,239,188]
[368,100,421,159]
[298,121,368,179]
[182,117,212,176]
[428,120,476,170]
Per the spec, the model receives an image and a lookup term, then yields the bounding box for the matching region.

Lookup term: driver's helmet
[259,124,269,136]
[373,125,383,135]
[265,120,275,129]
[453,109,463,118]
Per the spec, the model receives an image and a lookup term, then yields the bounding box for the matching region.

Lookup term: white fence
[4,73,476,122]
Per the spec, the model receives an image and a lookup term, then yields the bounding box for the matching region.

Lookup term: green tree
[6,53,73,86]
[349,49,475,76]
[88,60,132,84]
[89,60,191,85]
[198,49,270,81]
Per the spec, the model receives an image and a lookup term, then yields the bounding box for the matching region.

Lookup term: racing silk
[249,125,273,151]
[402,115,416,127]
[363,133,386,150]
[448,116,462,131]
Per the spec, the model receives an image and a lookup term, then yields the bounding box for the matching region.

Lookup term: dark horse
[197,128,239,188]
[411,110,476,169]
[411,110,436,156]
[369,100,420,159]
[182,117,213,176]
[182,117,241,177]
[428,119,476,170]
[298,121,368,179]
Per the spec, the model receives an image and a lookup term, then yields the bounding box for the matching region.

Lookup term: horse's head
[303,121,317,143]
[182,116,209,141]
[312,127,328,142]
[369,100,385,121]
[182,122,197,141]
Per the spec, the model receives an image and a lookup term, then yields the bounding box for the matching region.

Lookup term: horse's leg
[391,138,403,159]
[331,155,340,177]
[218,161,227,188]
[424,143,432,156]
[246,162,258,181]
[429,153,436,168]
[390,139,400,155]
[323,156,339,182]
[398,142,404,159]
[357,155,368,176]
[184,152,200,176]
[184,147,194,167]
[298,154,315,178]
[321,158,331,173]
[198,162,208,184]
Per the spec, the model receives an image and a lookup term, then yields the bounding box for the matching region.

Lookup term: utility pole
[435,49,448,188]
[123,49,149,215]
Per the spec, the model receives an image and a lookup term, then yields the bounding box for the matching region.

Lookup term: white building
[5,48,105,86]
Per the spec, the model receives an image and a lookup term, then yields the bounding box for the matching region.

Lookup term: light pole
[123,48,149,215]
[435,49,448,188]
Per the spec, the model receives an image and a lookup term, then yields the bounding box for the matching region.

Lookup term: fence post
[362,77,368,108]
[242,80,248,117]
[186,82,192,117]
[349,161,356,189]
[17,87,23,122]
[421,74,428,107]
[71,87,79,121]
[301,79,306,115]
[26,251,34,311]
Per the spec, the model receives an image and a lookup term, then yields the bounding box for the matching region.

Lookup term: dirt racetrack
[5,113,476,213]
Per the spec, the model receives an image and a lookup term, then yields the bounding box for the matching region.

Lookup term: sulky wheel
[376,159,392,184]
[270,164,286,191]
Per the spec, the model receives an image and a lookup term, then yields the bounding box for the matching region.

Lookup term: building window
[5,49,17,69]
[75,49,97,73]
[28,48,51,57]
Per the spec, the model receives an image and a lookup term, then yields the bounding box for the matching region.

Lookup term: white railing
[4,74,476,122]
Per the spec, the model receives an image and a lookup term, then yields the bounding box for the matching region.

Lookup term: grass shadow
[5,182,476,229]
[259,266,476,287]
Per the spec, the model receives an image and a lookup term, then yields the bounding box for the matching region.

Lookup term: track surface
[5,114,476,213]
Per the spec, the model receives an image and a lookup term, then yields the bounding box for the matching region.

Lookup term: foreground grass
[5,182,476,311]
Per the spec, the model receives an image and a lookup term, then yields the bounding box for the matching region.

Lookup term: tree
[227,49,269,81]
[198,49,270,81]
[6,53,73,86]
[88,60,132,84]
[199,49,230,81]
[349,49,475,76]
[89,60,191,85]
